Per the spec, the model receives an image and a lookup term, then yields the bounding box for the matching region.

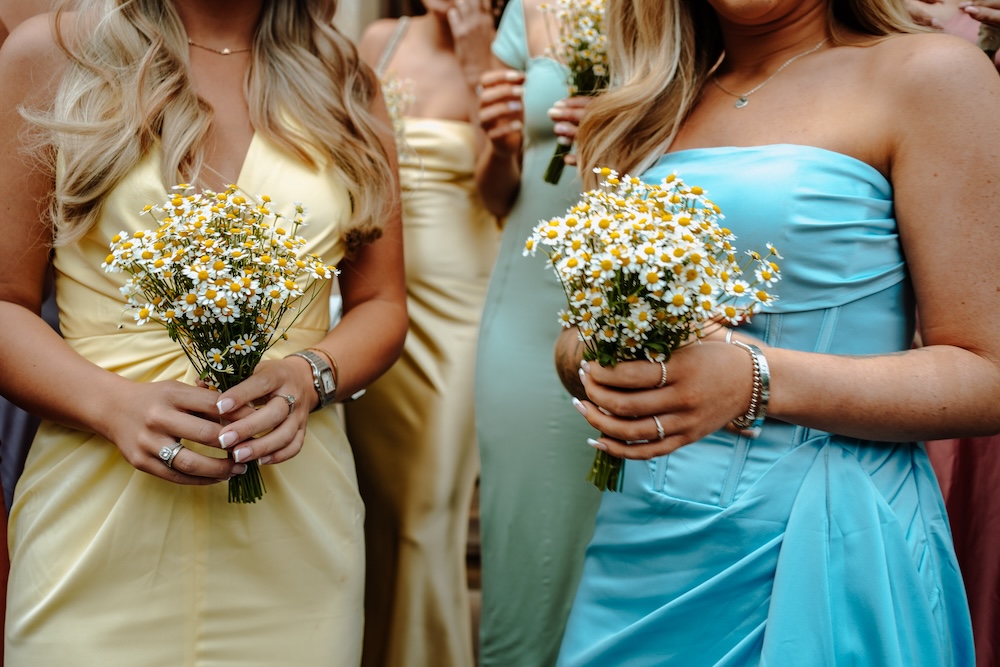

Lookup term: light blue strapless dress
[556,145,974,666]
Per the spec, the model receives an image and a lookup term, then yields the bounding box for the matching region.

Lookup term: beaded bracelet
[729,339,771,438]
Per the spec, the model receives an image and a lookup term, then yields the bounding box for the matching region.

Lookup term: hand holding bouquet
[104,185,338,503]
[540,0,609,185]
[525,168,782,491]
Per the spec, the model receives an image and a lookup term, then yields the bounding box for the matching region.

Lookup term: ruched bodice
[7,135,366,665]
[557,145,972,667]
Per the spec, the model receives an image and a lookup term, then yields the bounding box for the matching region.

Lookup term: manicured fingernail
[580,360,591,373]
[572,397,587,416]
[218,431,237,449]
[217,398,235,414]
[547,107,559,119]
[554,122,572,134]
[508,120,523,131]
[507,101,522,111]
[504,71,521,81]
[233,446,251,463]
[259,455,272,465]
[556,136,573,146]
[552,98,566,108]
[597,406,612,416]
[578,367,587,383]
[511,85,524,96]
[587,438,608,451]
[233,464,248,475]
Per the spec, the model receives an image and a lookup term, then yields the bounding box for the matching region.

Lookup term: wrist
[286,350,337,411]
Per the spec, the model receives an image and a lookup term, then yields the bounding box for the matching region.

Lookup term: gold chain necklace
[711,38,828,109]
[187,39,252,56]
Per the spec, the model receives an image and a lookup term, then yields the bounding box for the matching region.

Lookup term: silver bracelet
[729,339,770,437]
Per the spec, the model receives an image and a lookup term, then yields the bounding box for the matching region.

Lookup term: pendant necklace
[711,37,828,109]
[187,39,252,56]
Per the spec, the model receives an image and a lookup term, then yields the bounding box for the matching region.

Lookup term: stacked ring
[652,415,666,441]
[281,394,296,416]
[654,360,668,388]
[159,442,184,469]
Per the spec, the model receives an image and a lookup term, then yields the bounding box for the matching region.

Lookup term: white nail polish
[233,447,251,463]
[587,438,608,451]
[572,397,587,416]
[579,367,587,383]
[218,431,236,449]
[556,136,573,146]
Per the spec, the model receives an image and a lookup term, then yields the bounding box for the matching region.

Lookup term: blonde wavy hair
[577,0,919,189]
[33,0,393,249]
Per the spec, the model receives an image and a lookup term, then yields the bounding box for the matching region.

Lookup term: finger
[215,369,281,416]
[258,427,307,466]
[479,82,524,106]
[479,69,524,88]
[485,120,523,141]
[588,433,689,461]
[580,358,669,391]
[479,100,523,125]
[964,3,1000,25]
[217,394,297,452]
[230,417,303,465]
[166,445,247,480]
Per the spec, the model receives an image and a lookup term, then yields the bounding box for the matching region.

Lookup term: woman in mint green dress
[552,0,1000,664]
[473,1,601,665]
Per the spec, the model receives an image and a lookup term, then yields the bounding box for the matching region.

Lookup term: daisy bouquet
[540,0,609,185]
[380,71,415,158]
[525,168,782,491]
[104,185,338,503]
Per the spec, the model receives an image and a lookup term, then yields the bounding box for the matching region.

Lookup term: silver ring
[725,328,734,344]
[652,415,665,440]
[281,394,296,416]
[159,442,184,469]
[654,360,667,388]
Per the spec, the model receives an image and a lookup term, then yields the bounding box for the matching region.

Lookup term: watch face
[319,368,336,395]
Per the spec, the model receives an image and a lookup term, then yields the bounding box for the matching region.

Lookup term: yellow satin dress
[345,118,499,667]
[6,135,366,666]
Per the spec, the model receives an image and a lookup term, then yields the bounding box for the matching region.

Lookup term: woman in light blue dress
[553,0,1000,664]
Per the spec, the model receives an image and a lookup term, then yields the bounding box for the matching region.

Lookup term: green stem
[544,142,572,185]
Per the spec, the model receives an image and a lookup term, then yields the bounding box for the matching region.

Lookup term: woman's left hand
[574,337,758,460]
[210,357,316,466]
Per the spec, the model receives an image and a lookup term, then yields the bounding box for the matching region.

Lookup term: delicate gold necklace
[187,39,252,56]
[711,38,828,109]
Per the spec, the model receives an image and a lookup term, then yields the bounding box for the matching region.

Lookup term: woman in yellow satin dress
[0,0,406,664]
[345,2,500,666]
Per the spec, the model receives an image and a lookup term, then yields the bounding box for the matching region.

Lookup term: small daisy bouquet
[103,185,339,503]
[525,168,782,491]
[380,72,415,158]
[540,0,609,185]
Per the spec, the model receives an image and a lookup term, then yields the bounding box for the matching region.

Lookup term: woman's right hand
[961,0,1000,27]
[477,68,526,156]
[105,378,249,485]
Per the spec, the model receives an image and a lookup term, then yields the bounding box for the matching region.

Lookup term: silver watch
[288,350,337,411]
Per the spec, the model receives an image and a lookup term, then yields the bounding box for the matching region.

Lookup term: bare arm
[560,35,1000,459]
[0,18,241,483]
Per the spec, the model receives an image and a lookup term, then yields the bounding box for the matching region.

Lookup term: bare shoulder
[865,32,1000,106]
[0,12,67,102]
[358,18,401,69]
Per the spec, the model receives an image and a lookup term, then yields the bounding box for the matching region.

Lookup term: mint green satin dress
[474,2,602,665]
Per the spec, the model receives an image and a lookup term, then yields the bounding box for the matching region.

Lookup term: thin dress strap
[375,16,410,76]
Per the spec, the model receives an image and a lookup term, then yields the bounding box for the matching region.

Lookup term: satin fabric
[345,118,499,667]
[557,145,974,666]
[6,135,366,665]
[475,2,603,665]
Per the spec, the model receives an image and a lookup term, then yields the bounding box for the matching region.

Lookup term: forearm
[0,302,126,436]
[475,145,521,219]
[767,343,1000,441]
[305,296,407,403]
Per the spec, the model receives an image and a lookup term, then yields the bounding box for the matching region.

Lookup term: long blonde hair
[577,0,918,189]
[33,0,393,248]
